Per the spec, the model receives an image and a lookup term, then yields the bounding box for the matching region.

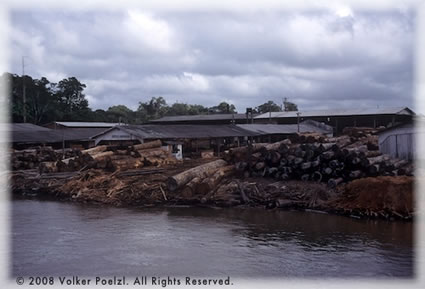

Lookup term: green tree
[106,105,134,123]
[188,104,208,115]
[55,77,89,120]
[283,98,298,111]
[3,73,61,124]
[256,100,282,114]
[209,101,236,114]
[137,96,168,121]
[27,77,59,124]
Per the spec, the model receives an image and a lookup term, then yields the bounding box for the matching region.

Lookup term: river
[11,199,413,278]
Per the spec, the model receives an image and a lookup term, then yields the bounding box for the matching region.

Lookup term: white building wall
[378,125,415,160]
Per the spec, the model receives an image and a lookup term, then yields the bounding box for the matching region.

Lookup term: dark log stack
[11,147,82,170]
[226,132,413,188]
[37,140,179,173]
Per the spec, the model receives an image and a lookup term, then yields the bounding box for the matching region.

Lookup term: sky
[7,7,415,113]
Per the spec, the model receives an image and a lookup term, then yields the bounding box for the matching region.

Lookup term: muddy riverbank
[11,163,414,221]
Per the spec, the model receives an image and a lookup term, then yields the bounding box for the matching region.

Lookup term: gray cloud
[8,8,414,112]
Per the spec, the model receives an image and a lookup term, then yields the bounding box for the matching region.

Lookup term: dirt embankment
[11,167,414,221]
[329,176,414,219]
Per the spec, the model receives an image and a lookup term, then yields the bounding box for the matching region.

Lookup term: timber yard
[7,107,417,220]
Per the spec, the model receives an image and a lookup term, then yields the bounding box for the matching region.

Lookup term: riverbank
[11,161,414,221]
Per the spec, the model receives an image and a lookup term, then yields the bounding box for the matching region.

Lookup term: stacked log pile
[38,140,179,173]
[11,147,82,170]
[225,132,413,188]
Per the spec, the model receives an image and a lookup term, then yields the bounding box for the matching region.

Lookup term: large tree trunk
[82,145,107,156]
[91,151,114,160]
[196,165,235,195]
[167,159,228,191]
[133,140,162,151]
[137,147,170,158]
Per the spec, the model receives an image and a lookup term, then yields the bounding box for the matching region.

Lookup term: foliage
[4,72,299,125]
[256,101,282,114]
[209,102,236,114]
[283,98,298,111]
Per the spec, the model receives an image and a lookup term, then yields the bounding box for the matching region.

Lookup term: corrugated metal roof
[255,107,414,119]
[12,131,65,143]
[93,124,259,140]
[52,121,120,127]
[237,123,331,135]
[60,128,111,140]
[121,124,258,139]
[2,123,106,143]
[0,123,51,132]
[150,114,250,123]
[92,122,333,141]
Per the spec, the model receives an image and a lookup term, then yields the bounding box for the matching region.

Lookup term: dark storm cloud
[9,8,414,112]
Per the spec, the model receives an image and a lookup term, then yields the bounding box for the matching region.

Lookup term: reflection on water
[12,199,413,278]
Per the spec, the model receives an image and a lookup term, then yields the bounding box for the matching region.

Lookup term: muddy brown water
[11,199,413,278]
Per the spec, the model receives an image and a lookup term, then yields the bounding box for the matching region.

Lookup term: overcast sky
[8,7,415,113]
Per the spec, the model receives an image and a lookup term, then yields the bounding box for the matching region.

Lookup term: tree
[55,77,89,120]
[209,101,236,114]
[106,105,134,123]
[283,98,298,111]
[256,100,282,114]
[188,104,208,115]
[27,77,59,124]
[137,96,168,121]
[3,73,61,124]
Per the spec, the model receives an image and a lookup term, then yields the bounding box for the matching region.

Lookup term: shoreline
[11,173,414,222]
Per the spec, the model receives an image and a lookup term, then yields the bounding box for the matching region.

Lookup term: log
[319,143,335,151]
[182,177,202,198]
[293,157,304,166]
[266,150,281,165]
[112,158,144,170]
[322,167,333,175]
[137,147,170,158]
[197,165,235,195]
[279,158,288,167]
[167,159,228,191]
[328,160,340,169]
[132,140,162,151]
[321,151,335,160]
[301,174,310,181]
[328,177,343,188]
[364,150,382,158]
[82,145,107,155]
[392,159,409,169]
[300,162,311,170]
[91,151,114,160]
[264,139,291,151]
[62,156,78,165]
[39,161,58,173]
[255,162,266,171]
[109,154,133,161]
[342,145,368,155]
[236,181,250,203]
[349,170,363,179]
[312,171,322,182]
[278,143,290,154]
[364,154,391,166]
[275,199,299,208]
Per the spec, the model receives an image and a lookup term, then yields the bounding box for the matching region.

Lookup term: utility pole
[22,56,27,123]
[296,112,301,132]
